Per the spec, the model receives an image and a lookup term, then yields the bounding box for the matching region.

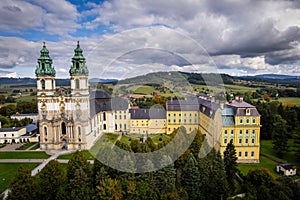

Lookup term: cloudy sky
[0,0,299,78]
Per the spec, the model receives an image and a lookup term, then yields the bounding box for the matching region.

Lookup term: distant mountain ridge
[240,74,300,80]
[0,72,299,88]
[89,78,118,83]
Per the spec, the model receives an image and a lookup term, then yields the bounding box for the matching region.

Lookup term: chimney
[235,96,239,101]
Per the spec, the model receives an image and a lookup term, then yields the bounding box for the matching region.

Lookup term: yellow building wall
[220,115,261,163]
[166,111,199,134]
[130,119,149,134]
[148,119,166,134]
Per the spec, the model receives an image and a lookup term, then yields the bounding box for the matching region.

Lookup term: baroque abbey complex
[36,43,261,163]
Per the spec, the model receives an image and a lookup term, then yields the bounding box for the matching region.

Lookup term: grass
[56,150,94,160]
[278,97,300,106]
[134,85,156,94]
[120,135,137,145]
[238,156,279,178]
[260,139,300,168]
[238,139,300,178]
[224,84,258,93]
[104,133,119,143]
[0,151,50,159]
[30,143,40,150]
[15,95,36,102]
[16,142,38,150]
[0,163,39,192]
[150,134,170,144]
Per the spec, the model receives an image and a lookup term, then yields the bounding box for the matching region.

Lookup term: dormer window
[246,108,250,115]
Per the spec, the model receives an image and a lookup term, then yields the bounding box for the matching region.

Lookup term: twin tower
[35,42,91,150]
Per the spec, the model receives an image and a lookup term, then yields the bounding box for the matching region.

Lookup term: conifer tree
[69,168,92,200]
[67,150,90,181]
[198,149,228,200]
[153,155,176,198]
[38,160,66,200]
[272,114,288,157]
[223,139,238,192]
[180,153,201,200]
[7,165,39,200]
[94,178,122,200]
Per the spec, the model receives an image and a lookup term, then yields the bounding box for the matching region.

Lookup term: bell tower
[35,42,56,96]
[69,41,89,96]
[69,42,90,149]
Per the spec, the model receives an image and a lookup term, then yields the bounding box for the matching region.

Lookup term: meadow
[0,163,39,192]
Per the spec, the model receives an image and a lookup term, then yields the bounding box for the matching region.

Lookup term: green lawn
[278,97,300,106]
[57,150,94,160]
[238,156,279,178]
[260,139,300,168]
[120,135,137,145]
[239,139,300,177]
[224,84,258,93]
[30,143,40,150]
[0,163,39,192]
[134,85,156,94]
[104,133,119,143]
[16,95,36,102]
[16,142,38,150]
[150,134,170,144]
[0,152,50,159]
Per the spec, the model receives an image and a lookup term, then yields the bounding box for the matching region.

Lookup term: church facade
[36,42,100,150]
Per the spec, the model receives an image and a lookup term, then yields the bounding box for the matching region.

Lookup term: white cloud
[0,0,79,35]
[1,0,300,78]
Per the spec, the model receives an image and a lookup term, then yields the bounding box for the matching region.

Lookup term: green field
[134,85,156,94]
[150,134,170,144]
[16,95,36,102]
[238,139,299,177]
[224,84,258,93]
[57,150,94,160]
[238,156,279,178]
[0,152,50,159]
[260,139,300,167]
[17,142,38,150]
[0,163,39,192]
[278,97,300,106]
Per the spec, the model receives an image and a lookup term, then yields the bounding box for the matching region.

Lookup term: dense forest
[4,128,300,200]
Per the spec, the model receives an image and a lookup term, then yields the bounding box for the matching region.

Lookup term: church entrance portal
[62,139,67,149]
[61,122,66,135]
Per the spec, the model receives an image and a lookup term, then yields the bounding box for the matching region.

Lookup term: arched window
[103,124,106,130]
[42,63,45,70]
[41,79,45,90]
[44,127,47,136]
[103,112,106,121]
[76,62,79,69]
[78,126,81,136]
[75,79,80,89]
[61,122,66,135]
